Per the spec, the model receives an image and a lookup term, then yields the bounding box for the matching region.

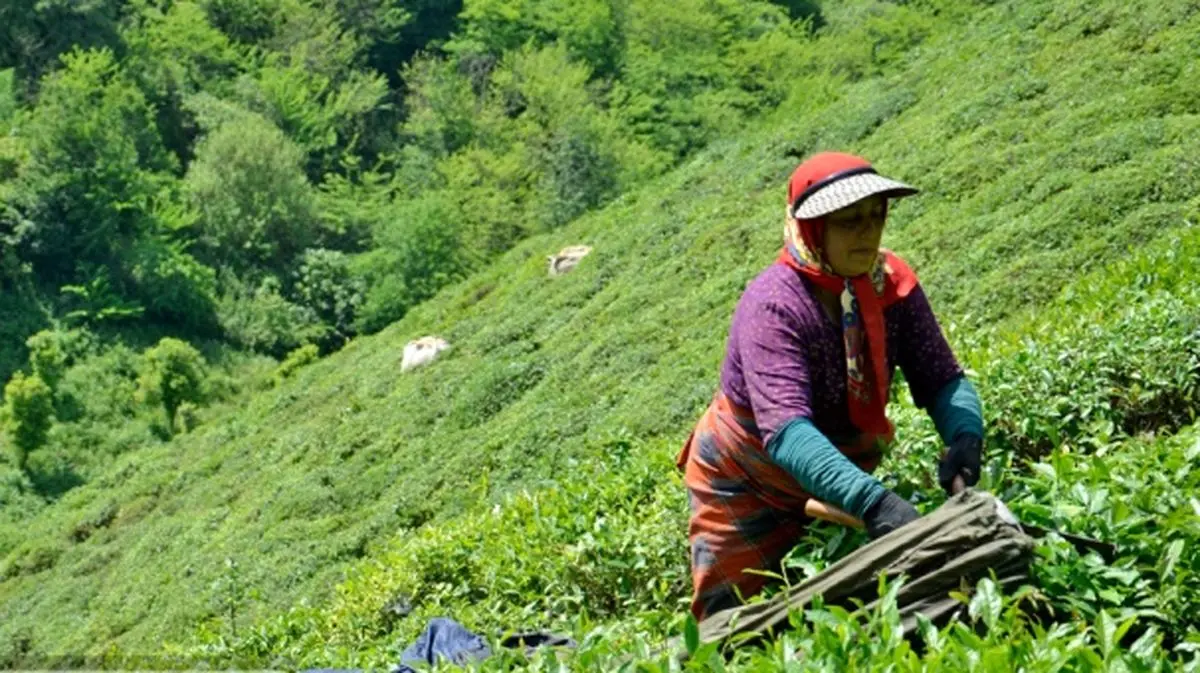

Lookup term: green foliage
[0,135,23,188]
[0,266,48,395]
[435,146,534,258]
[0,536,66,581]
[176,402,202,434]
[274,344,321,386]
[52,343,140,427]
[217,275,328,357]
[8,48,175,288]
[293,248,364,340]
[981,290,1200,459]
[1007,432,1200,633]
[0,0,126,94]
[187,442,688,668]
[486,43,627,230]
[185,110,319,276]
[198,0,285,44]
[448,0,624,77]
[59,272,145,327]
[446,358,546,429]
[4,0,1200,667]
[400,55,482,157]
[135,338,207,434]
[353,193,472,332]
[611,0,793,159]
[533,123,621,229]
[24,328,91,391]
[124,1,241,95]
[0,68,15,131]
[25,332,67,392]
[2,373,55,467]
[314,167,393,250]
[0,460,41,527]
[1,0,858,372]
[127,236,219,333]
[236,63,389,179]
[121,0,243,163]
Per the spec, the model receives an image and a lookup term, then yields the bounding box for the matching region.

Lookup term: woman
[676,151,985,620]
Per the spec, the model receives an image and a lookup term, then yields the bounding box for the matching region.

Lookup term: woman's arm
[739,301,893,519]
[766,418,886,518]
[928,375,983,444]
[891,285,985,491]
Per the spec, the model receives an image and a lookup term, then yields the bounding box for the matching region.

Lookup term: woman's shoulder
[735,263,822,324]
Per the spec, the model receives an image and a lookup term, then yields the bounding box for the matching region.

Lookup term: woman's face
[821,196,887,277]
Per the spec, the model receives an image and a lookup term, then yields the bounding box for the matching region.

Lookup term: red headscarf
[776,152,918,441]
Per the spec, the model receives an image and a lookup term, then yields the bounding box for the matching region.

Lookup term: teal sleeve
[929,375,984,444]
[766,418,887,519]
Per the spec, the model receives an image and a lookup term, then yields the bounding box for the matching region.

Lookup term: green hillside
[2,0,1200,669]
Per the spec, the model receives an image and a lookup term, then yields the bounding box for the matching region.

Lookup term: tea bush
[274,344,321,386]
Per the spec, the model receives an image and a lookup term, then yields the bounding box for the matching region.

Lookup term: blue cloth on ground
[300,617,576,673]
[392,617,492,673]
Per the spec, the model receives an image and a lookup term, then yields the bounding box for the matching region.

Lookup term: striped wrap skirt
[675,392,882,619]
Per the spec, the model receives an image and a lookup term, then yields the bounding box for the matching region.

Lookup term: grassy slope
[2,0,1200,662]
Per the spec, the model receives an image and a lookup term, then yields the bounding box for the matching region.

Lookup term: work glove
[863,490,920,540]
[939,433,983,495]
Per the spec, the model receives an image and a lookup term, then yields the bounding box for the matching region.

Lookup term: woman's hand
[863,491,920,539]
[939,434,982,495]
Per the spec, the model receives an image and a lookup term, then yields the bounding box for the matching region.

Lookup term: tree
[401,55,482,156]
[3,373,54,471]
[127,235,220,334]
[613,0,791,159]
[9,48,176,289]
[293,248,364,340]
[353,192,470,332]
[135,338,207,435]
[24,329,92,391]
[235,63,389,180]
[215,275,329,357]
[121,0,244,166]
[0,0,126,98]
[184,110,320,276]
[486,43,626,229]
[447,0,623,78]
[197,0,285,45]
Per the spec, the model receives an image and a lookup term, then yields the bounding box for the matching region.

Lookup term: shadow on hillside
[772,0,825,28]
[28,461,85,500]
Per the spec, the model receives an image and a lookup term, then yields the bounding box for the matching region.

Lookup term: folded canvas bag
[688,490,1036,649]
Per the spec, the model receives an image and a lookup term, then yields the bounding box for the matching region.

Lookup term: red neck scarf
[778,154,918,441]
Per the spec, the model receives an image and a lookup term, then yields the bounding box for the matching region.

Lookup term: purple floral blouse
[720,263,964,446]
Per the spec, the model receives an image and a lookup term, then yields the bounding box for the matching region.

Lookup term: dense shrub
[353,193,472,332]
[293,248,364,340]
[24,329,92,391]
[184,111,319,276]
[6,48,175,289]
[0,462,41,526]
[52,343,140,425]
[273,344,320,385]
[980,291,1200,459]
[120,0,242,163]
[127,236,219,333]
[216,275,328,357]
[2,373,55,468]
[135,338,207,434]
